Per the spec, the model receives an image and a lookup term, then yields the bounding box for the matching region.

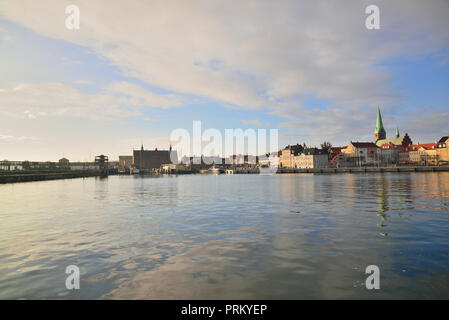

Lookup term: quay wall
[0,170,101,184]
[276,166,449,174]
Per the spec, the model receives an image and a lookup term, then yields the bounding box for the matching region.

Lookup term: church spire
[375,106,386,134]
[374,106,386,143]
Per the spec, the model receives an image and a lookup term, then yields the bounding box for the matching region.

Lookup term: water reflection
[0,172,448,299]
[375,173,389,237]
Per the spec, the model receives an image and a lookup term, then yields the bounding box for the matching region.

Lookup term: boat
[209,166,225,174]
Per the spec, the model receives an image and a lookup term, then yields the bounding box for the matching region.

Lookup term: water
[1,173,448,299]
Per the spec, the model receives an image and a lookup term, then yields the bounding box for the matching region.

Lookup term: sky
[0,0,449,161]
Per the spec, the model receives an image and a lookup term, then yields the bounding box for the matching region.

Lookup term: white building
[294,153,329,169]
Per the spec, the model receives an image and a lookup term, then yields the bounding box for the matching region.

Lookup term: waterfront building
[374,107,412,148]
[342,142,379,166]
[436,134,449,164]
[133,145,177,171]
[0,160,23,171]
[399,143,438,165]
[279,144,303,168]
[69,162,100,171]
[160,163,190,174]
[378,143,399,164]
[119,156,133,170]
[58,158,69,168]
[293,148,329,169]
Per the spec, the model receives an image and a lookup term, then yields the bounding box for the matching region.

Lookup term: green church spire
[395,127,400,138]
[375,106,386,134]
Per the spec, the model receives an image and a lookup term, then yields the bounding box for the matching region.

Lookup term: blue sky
[1,0,448,161]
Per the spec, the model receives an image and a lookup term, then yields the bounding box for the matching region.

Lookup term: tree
[321,141,332,153]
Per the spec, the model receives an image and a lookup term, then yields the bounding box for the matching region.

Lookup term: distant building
[58,158,70,168]
[342,142,379,165]
[330,146,346,156]
[374,107,412,148]
[0,160,23,171]
[69,162,100,171]
[398,142,438,166]
[294,148,329,169]
[378,143,399,164]
[119,156,133,170]
[133,145,177,171]
[374,106,386,143]
[436,134,449,164]
[280,144,304,168]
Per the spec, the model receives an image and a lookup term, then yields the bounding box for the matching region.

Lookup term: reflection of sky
[0,173,448,299]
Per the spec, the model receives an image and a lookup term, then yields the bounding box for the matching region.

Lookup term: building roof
[374,107,386,134]
[330,146,346,154]
[283,144,304,155]
[380,142,399,149]
[406,142,437,151]
[350,142,378,148]
[437,135,449,143]
[375,134,410,147]
[301,147,325,155]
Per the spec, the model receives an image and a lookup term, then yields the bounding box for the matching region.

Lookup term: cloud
[241,119,265,127]
[106,82,184,109]
[72,79,92,85]
[0,26,13,41]
[0,133,37,143]
[60,57,83,65]
[1,0,449,145]
[0,81,186,120]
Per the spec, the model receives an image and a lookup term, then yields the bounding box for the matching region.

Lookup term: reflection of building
[133,145,177,171]
[293,148,329,169]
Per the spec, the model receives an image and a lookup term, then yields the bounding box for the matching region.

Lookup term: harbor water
[1,172,448,299]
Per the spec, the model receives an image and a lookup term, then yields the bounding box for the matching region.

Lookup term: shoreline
[1,166,448,184]
[276,166,449,174]
[0,170,101,184]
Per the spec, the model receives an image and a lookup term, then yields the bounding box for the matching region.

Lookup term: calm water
[1,173,449,299]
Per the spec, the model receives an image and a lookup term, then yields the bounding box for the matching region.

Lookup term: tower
[140,144,144,170]
[374,106,386,143]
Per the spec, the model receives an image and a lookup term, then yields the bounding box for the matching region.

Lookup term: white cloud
[0,133,37,143]
[72,79,92,85]
[241,119,265,127]
[1,0,449,146]
[0,81,185,120]
[60,57,83,65]
[106,82,184,109]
